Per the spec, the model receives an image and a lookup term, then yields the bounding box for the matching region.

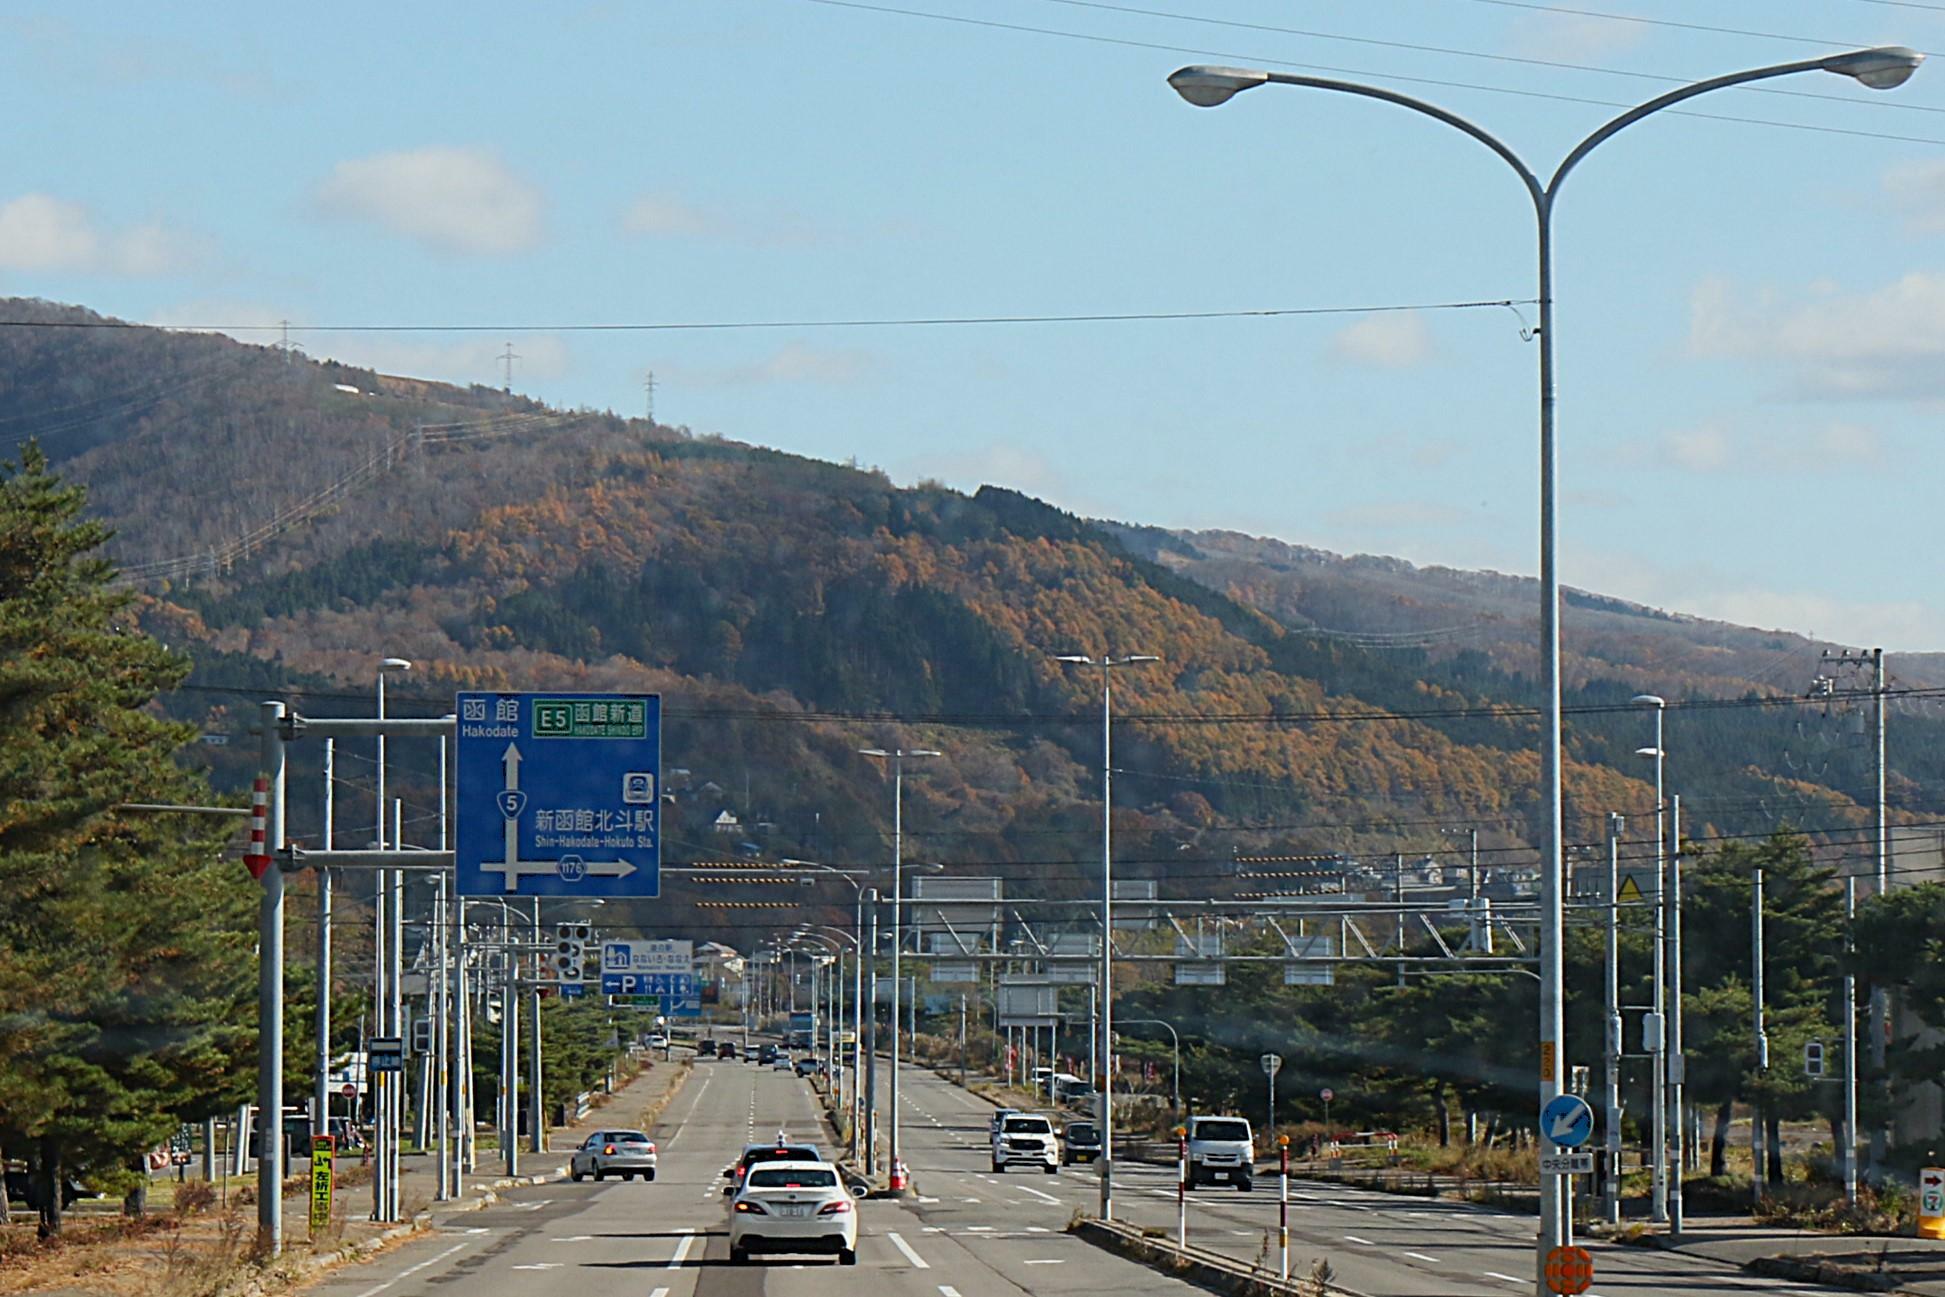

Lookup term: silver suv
[1185,1115,1254,1191]
[991,1113,1059,1174]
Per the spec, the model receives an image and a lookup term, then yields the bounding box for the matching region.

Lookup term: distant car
[992,1113,1058,1174]
[719,1041,738,1060]
[759,1044,780,1065]
[794,1056,822,1077]
[729,1159,857,1265]
[698,1039,718,1057]
[327,1116,367,1151]
[570,1129,658,1182]
[1062,1120,1101,1165]
[724,1138,826,1193]
[645,1033,669,1049]
[773,1054,794,1071]
[989,1107,1020,1137]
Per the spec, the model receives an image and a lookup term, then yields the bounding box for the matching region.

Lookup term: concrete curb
[1070,1217,1364,1297]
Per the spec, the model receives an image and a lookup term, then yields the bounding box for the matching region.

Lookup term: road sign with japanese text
[455,693,660,898]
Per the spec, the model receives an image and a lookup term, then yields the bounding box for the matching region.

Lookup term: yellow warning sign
[1540,1040,1556,1083]
[1617,875,1644,903]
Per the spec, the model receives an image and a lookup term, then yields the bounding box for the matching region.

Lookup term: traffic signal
[554,922,592,983]
[410,1016,432,1056]
[1804,1039,1825,1077]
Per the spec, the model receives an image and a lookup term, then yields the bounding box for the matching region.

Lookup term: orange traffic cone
[889,1158,909,1192]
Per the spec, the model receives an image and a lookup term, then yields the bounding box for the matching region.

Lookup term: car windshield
[744,1146,819,1167]
[612,1131,650,1143]
[747,1167,837,1189]
[1003,1118,1051,1134]
[1067,1124,1097,1139]
[1196,1120,1251,1142]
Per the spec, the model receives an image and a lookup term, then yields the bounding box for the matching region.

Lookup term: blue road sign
[559,983,586,1000]
[455,693,660,898]
[1540,1094,1595,1148]
[660,993,703,1018]
[601,972,697,998]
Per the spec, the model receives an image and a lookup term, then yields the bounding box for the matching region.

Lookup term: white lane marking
[960,1196,982,1203]
[938,1287,963,1297]
[1023,1259,1064,1265]
[1343,1234,1376,1246]
[667,1228,695,1268]
[887,1231,931,1269]
[347,1241,471,1297]
[1406,1251,1439,1263]
[650,1289,670,1297]
[1014,1184,1061,1205]
[465,1227,489,1234]
[511,1262,562,1271]
[1484,1273,1524,1286]
[967,1225,993,1232]
[551,1235,594,1242]
[1027,1226,1049,1233]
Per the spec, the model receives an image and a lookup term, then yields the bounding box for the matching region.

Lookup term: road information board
[309,1136,334,1234]
[456,693,661,897]
[1922,1167,1945,1239]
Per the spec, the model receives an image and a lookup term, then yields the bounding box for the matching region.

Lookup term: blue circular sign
[1540,1094,1594,1148]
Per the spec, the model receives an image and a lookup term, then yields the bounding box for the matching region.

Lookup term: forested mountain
[4,297,1939,910]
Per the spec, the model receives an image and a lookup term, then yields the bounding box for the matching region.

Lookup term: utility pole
[1668,795,1685,1235]
[1751,862,1767,1207]
[1603,813,1623,1226]
[315,740,334,1155]
[1634,694,1668,1225]
[1843,874,1860,1202]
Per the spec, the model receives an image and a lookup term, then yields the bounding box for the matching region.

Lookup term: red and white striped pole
[244,777,271,880]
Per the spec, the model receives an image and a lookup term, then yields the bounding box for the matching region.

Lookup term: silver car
[570,1129,658,1181]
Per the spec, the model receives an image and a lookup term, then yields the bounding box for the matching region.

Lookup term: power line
[804,0,1945,148]
[1034,0,1945,113]
[1443,0,1881,50]
[0,299,1532,336]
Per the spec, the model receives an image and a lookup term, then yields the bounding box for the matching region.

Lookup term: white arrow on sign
[477,742,638,893]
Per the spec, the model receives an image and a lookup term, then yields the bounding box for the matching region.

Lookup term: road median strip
[1069,1215,1364,1297]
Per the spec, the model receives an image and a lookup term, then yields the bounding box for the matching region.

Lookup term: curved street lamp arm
[1260,71,1543,210]
[1551,54,1848,196]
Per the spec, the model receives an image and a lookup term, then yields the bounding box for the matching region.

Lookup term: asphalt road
[889,1063,1874,1297]
[299,1048,1200,1297]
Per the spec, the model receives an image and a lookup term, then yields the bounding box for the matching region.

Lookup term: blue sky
[4,1,1944,650]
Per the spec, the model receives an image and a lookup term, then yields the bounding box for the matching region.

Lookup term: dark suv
[1062,1120,1101,1164]
[697,1039,718,1057]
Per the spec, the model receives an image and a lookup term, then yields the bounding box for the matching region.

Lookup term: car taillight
[733,1200,768,1214]
[817,1199,852,1215]
[644,1143,655,1153]
[604,1144,616,1155]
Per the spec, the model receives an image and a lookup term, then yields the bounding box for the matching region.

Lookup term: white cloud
[1688,271,1945,399]
[314,148,542,255]
[621,195,714,238]
[1883,159,1945,236]
[1617,418,1887,476]
[1326,312,1435,369]
[1505,9,1646,61]
[0,193,187,275]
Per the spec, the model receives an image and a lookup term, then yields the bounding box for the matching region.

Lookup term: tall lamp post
[859,746,941,1185]
[1166,47,1921,1286]
[1055,652,1160,1222]
[1117,1017,1182,1118]
[373,656,410,1223]
[1632,694,1671,1224]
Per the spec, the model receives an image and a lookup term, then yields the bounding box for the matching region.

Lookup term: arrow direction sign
[456,693,661,898]
[1540,1094,1594,1149]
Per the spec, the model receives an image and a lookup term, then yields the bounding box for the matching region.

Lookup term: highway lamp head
[1821,46,1924,89]
[1633,746,1663,759]
[1630,694,1664,708]
[1167,65,1270,107]
[380,656,412,672]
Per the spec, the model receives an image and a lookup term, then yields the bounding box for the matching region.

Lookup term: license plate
[779,1204,811,1217]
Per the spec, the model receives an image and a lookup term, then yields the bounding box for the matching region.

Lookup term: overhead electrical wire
[804,0,1945,148]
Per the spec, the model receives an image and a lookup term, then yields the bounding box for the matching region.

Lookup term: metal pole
[1099,661,1115,1221]
[1752,863,1766,1207]
[372,672,389,1223]
[1869,647,1888,1177]
[388,800,403,1222]
[866,898,879,1175]
[854,892,866,1162]
[256,700,287,1256]
[1603,813,1623,1226]
[1650,702,1668,1224]
[503,908,519,1178]
[434,872,449,1201]
[1278,1136,1290,1281]
[1843,875,1859,1202]
[528,899,542,1155]
[1176,1127,1187,1248]
[1668,795,1685,1235]
[890,758,903,1181]
[315,740,334,1157]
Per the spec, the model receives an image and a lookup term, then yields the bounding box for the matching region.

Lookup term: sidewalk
[1638,1217,1945,1296]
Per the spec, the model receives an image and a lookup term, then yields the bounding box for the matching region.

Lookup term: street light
[1055,652,1160,1222]
[1632,694,1670,1226]
[1116,1017,1182,1119]
[373,656,411,1223]
[859,746,941,1187]
[1167,47,1920,1287]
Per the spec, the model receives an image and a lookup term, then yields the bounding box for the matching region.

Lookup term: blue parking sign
[455,693,660,897]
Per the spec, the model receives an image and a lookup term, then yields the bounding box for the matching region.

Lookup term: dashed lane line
[887,1231,932,1269]
[1343,1235,1376,1246]
[347,1241,471,1297]
[1405,1251,1440,1264]
[1483,1272,1524,1286]
[668,1228,696,1268]
[938,1287,963,1297]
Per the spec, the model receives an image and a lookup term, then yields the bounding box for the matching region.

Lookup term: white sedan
[728,1160,857,1265]
[570,1129,658,1181]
